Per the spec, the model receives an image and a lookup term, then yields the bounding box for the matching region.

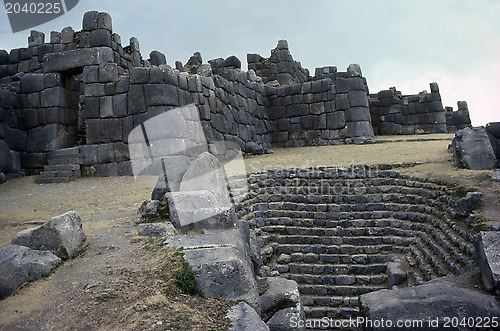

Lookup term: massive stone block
[359,278,500,330]
[452,128,496,170]
[26,124,75,152]
[475,231,500,294]
[0,245,61,299]
[11,211,86,260]
[227,302,269,331]
[43,47,114,73]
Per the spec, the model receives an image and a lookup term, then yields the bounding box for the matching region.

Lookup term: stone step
[298,284,387,297]
[283,263,388,276]
[47,146,81,158]
[275,243,410,256]
[35,177,71,184]
[44,164,81,172]
[48,155,84,165]
[301,295,359,308]
[277,253,392,265]
[304,306,360,319]
[286,273,387,287]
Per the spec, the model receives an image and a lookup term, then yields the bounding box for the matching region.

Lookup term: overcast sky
[1,0,499,126]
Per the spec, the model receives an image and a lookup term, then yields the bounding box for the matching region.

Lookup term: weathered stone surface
[166,191,236,230]
[180,152,231,206]
[149,51,167,66]
[181,246,260,307]
[0,244,61,299]
[43,47,114,73]
[387,261,407,287]
[452,128,496,170]
[138,199,161,218]
[11,211,86,259]
[456,191,482,216]
[486,169,500,183]
[486,122,500,139]
[260,277,303,322]
[359,278,500,331]
[137,222,177,237]
[0,140,14,173]
[474,231,500,294]
[266,307,305,331]
[227,302,269,331]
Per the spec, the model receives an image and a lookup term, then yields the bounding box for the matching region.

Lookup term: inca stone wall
[369,84,471,135]
[0,11,472,178]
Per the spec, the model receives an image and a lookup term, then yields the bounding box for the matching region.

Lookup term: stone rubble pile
[0,211,86,299]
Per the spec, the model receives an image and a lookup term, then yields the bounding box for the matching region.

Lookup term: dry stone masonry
[234,165,481,327]
[0,11,472,181]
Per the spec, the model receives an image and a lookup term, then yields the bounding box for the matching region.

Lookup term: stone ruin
[0,11,473,183]
[1,10,499,331]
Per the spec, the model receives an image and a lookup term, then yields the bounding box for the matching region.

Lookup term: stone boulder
[260,277,305,331]
[11,211,86,260]
[137,222,177,237]
[387,261,407,287]
[181,246,260,308]
[456,191,482,216]
[486,169,500,183]
[359,278,500,331]
[166,225,260,310]
[227,302,269,331]
[486,122,500,167]
[138,199,161,218]
[0,244,61,299]
[451,128,496,170]
[474,231,500,294]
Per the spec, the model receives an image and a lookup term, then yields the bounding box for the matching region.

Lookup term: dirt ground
[0,135,499,330]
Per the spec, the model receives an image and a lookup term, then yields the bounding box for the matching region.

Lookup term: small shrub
[174,253,201,295]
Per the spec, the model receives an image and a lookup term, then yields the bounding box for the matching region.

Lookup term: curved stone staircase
[233,165,476,330]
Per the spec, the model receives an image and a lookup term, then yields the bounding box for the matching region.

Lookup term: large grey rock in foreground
[11,211,86,259]
[475,231,500,294]
[260,277,303,321]
[359,278,500,331]
[260,277,305,331]
[451,128,496,170]
[0,244,61,299]
[181,246,260,309]
[227,302,269,331]
[166,223,260,309]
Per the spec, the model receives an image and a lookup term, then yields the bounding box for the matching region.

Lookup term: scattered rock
[490,222,500,231]
[0,244,61,299]
[451,128,496,170]
[84,281,102,291]
[359,278,500,330]
[266,307,305,331]
[137,222,177,237]
[259,277,303,323]
[138,199,161,218]
[133,304,148,312]
[456,191,482,216]
[11,211,87,259]
[387,261,407,287]
[226,301,269,331]
[486,169,500,183]
[474,231,500,294]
